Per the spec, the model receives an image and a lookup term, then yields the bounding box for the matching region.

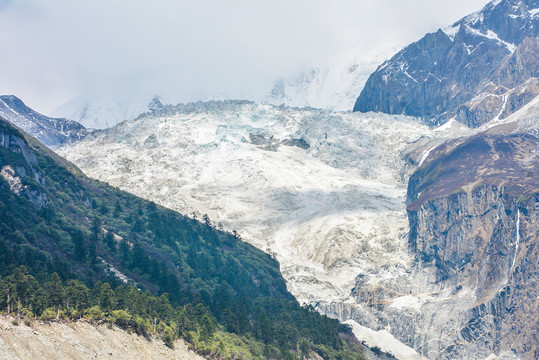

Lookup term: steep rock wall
[403,125,538,359]
[354,0,539,127]
[407,186,538,359]
[317,127,537,359]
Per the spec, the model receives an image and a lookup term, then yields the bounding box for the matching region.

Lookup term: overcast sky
[0,0,489,114]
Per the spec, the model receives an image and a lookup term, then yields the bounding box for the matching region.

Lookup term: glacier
[59,100,475,358]
[60,101,431,303]
[59,98,538,359]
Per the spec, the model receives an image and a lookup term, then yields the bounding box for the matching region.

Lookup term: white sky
[0,0,489,115]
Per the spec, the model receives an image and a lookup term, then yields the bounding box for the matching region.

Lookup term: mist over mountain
[52,94,166,130]
[264,48,398,111]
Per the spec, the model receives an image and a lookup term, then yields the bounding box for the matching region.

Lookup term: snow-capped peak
[263,47,399,112]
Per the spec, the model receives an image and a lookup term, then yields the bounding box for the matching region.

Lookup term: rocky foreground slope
[354,0,538,128]
[0,316,203,360]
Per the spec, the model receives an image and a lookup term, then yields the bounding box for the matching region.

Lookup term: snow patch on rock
[345,320,428,360]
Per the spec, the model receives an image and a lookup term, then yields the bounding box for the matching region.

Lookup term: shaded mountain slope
[354,0,538,127]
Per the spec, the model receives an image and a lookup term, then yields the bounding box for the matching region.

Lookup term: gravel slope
[0,316,204,360]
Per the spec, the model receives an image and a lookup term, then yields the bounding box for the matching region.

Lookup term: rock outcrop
[354,0,538,127]
[0,120,48,207]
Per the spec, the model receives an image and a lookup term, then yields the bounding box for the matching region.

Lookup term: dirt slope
[0,316,205,360]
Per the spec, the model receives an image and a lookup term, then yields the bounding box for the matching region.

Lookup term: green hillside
[0,118,363,359]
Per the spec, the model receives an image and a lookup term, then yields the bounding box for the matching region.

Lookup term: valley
[0,0,537,359]
[57,96,537,359]
[58,101,471,358]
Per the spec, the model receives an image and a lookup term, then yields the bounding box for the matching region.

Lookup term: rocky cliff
[405,123,538,358]
[406,188,537,358]
[0,122,48,207]
[354,0,538,127]
[316,111,537,360]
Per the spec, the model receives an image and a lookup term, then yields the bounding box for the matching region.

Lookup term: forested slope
[0,118,363,359]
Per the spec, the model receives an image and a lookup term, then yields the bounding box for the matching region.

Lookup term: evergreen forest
[0,118,364,359]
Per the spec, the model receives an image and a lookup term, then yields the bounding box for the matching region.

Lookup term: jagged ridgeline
[0,118,364,360]
[354,0,538,127]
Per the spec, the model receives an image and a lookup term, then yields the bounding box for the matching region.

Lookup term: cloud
[0,0,489,114]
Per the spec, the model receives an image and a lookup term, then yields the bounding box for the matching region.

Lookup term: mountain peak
[354,0,538,127]
[147,96,165,112]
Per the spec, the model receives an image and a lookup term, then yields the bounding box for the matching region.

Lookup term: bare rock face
[406,187,537,359]
[455,37,539,128]
[354,0,539,128]
[405,128,538,359]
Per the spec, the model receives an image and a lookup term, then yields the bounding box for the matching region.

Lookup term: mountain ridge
[0,95,88,147]
[354,0,538,127]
